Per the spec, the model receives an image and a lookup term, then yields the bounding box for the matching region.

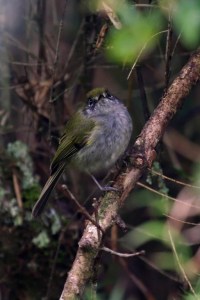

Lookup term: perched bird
[32,88,132,217]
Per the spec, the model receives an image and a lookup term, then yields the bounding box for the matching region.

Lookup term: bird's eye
[87,98,96,109]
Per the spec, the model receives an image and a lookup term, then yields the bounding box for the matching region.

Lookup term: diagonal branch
[60,50,200,300]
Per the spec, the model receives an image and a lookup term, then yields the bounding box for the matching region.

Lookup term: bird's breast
[72,107,132,173]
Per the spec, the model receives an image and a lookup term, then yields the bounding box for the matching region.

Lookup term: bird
[32,87,133,217]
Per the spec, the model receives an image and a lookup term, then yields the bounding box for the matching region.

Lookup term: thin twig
[63,20,84,74]
[134,4,169,12]
[119,258,156,300]
[136,65,150,121]
[165,214,200,226]
[4,32,38,59]
[8,61,49,67]
[62,185,104,234]
[165,11,173,89]
[137,182,200,210]
[172,32,182,57]
[48,0,68,140]
[46,224,68,300]
[168,228,198,300]
[127,30,168,80]
[49,0,67,102]
[37,0,47,75]
[94,23,108,53]
[139,255,181,283]
[149,168,200,189]
[12,170,23,210]
[101,2,122,29]
[101,247,145,257]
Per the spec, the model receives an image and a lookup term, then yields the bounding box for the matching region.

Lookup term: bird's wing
[50,111,95,174]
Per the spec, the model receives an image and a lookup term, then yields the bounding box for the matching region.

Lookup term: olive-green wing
[50,111,95,174]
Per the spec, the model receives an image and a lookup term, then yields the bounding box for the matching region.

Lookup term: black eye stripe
[88,98,92,105]
[87,91,115,109]
[87,97,96,108]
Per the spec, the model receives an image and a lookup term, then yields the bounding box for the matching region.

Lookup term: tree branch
[60,50,200,300]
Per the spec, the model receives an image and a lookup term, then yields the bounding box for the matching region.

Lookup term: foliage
[172,0,200,48]
[106,4,163,63]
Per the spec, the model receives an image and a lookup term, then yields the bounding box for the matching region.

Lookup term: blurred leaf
[123,189,170,217]
[106,3,163,63]
[109,282,125,300]
[150,161,169,195]
[120,221,190,259]
[173,0,200,48]
[0,187,6,201]
[13,214,23,226]
[120,220,167,248]
[185,293,200,300]
[151,251,177,271]
[7,141,39,189]
[184,277,200,299]
[192,163,200,185]
[23,184,41,205]
[51,211,62,234]
[32,231,50,248]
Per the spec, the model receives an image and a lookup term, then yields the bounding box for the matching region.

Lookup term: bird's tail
[32,163,66,218]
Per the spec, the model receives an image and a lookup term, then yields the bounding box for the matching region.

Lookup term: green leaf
[120,220,167,248]
[120,221,191,260]
[184,277,200,299]
[123,189,170,217]
[51,212,62,234]
[173,0,200,48]
[152,251,178,271]
[106,3,163,63]
[7,140,39,189]
[32,231,50,248]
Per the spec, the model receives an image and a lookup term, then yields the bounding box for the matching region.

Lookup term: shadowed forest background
[1,0,200,299]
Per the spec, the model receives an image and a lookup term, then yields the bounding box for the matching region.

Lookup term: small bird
[32,88,133,217]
